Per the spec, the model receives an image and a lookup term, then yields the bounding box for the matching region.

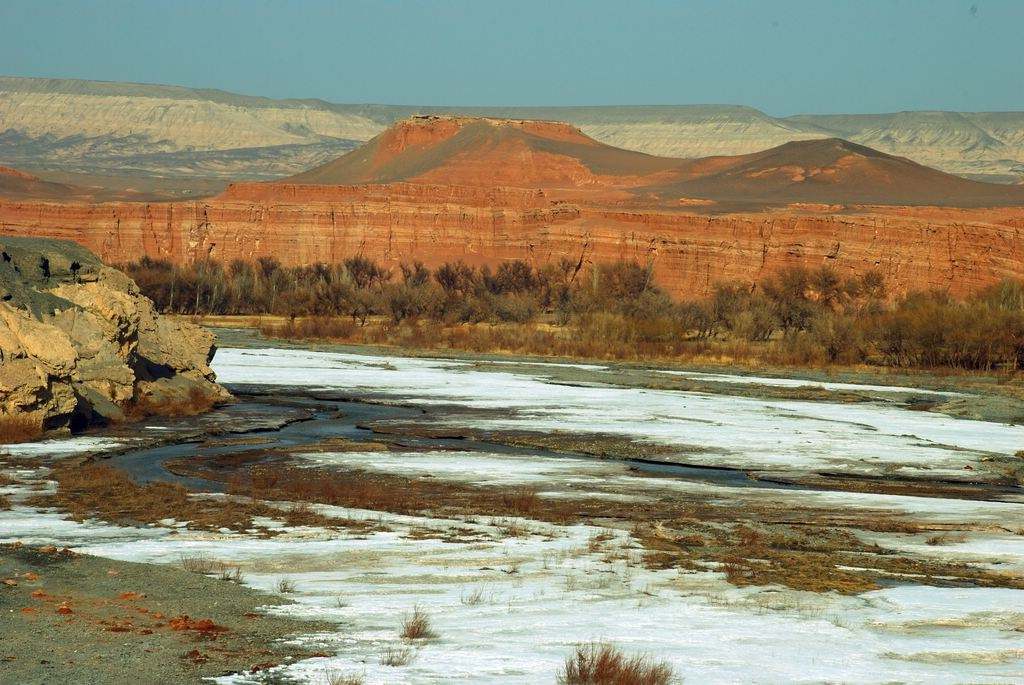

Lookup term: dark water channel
[108,389,782,494]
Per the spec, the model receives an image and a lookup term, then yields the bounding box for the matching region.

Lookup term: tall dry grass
[558,642,675,685]
[0,414,43,444]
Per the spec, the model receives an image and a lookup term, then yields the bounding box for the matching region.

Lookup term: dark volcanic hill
[655,138,1024,207]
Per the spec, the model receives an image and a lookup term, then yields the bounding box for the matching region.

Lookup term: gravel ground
[0,544,331,685]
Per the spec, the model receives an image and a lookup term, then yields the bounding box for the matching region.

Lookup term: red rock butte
[1,115,1023,298]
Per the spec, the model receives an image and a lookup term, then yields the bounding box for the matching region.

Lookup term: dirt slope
[655,138,1024,207]
[286,116,683,188]
[0,165,80,200]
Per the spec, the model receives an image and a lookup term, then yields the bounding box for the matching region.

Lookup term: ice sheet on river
[213,348,1024,479]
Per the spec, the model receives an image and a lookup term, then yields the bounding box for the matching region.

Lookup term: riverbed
[3,343,1024,684]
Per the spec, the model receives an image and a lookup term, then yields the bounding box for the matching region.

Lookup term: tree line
[121,256,1024,371]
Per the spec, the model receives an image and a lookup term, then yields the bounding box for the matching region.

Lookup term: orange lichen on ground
[168,615,230,637]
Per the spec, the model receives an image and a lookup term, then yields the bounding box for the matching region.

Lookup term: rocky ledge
[0,236,229,433]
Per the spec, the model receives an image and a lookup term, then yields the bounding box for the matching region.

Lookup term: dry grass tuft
[379,645,417,667]
[501,487,540,516]
[460,586,488,606]
[276,578,296,594]
[0,494,10,510]
[180,553,218,574]
[219,565,244,583]
[324,669,364,685]
[400,605,437,640]
[558,642,675,685]
[0,414,43,444]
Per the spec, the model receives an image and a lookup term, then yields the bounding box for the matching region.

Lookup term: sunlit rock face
[0,236,228,431]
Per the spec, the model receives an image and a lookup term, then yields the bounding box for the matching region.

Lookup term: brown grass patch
[400,605,437,640]
[171,454,1024,596]
[558,642,675,685]
[125,386,222,421]
[33,462,368,535]
[219,463,577,523]
[0,414,43,444]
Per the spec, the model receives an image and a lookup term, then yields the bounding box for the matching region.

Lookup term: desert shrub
[870,292,1024,369]
[558,642,675,685]
[399,260,431,287]
[343,256,390,289]
[384,282,440,323]
[180,553,218,574]
[485,259,536,294]
[488,292,539,323]
[761,266,818,334]
[676,301,717,339]
[809,312,866,364]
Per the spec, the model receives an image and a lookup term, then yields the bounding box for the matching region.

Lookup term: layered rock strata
[0,236,229,432]
[1,185,1022,299]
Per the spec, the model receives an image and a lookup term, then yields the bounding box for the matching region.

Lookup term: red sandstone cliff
[0,182,1021,298]
[1,117,1022,298]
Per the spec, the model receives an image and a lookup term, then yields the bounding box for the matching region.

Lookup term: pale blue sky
[1,0,1020,115]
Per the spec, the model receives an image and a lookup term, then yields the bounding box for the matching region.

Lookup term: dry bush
[379,645,416,667]
[400,605,437,640]
[276,577,296,594]
[558,642,675,685]
[180,553,218,574]
[219,565,244,583]
[126,386,221,420]
[324,670,364,685]
[0,494,10,510]
[0,414,43,444]
[460,586,488,606]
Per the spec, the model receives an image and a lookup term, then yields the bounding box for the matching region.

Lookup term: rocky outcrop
[0,185,1022,299]
[0,236,229,432]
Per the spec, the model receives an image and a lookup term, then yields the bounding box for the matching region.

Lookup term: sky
[0,0,1021,115]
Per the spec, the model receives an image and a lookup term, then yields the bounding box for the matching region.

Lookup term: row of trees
[121,256,1024,371]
